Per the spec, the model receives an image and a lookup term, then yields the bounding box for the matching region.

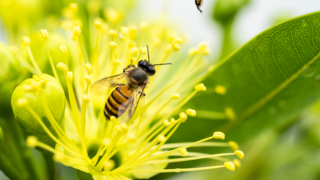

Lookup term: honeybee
[90,46,171,121]
[195,0,203,13]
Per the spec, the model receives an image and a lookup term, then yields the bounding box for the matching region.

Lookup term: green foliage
[0,126,3,154]
[180,11,320,144]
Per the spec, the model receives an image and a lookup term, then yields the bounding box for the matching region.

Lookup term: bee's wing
[120,85,146,122]
[90,72,129,96]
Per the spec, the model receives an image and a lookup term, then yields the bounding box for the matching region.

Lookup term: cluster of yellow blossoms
[11,3,244,180]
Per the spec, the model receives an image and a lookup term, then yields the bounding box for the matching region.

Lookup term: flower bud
[11,74,66,146]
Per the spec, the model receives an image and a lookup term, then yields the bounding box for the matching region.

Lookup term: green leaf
[173,11,320,143]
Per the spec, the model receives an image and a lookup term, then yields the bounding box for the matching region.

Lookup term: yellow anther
[179,112,188,123]
[81,94,90,102]
[225,107,235,121]
[69,3,78,13]
[30,81,40,91]
[139,47,147,54]
[140,21,149,31]
[179,148,188,156]
[105,8,122,23]
[17,98,28,107]
[116,125,122,132]
[22,36,31,45]
[188,47,198,56]
[104,160,115,170]
[129,47,139,55]
[235,150,244,159]
[224,162,235,171]
[108,29,118,39]
[195,83,207,91]
[233,159,241,170]
[163,119,170,126]
[57,62,68,72]
[59,45,68,54]
[84,63,93,75]
[172,43,180,52]
[110,116,117,124]
[26,136,38,147]
[152,37,160,47]
[170,93,180,100]
[84,75,91,85]
[40,29,49,39]
[215,85,226,95]
[198,42,208,52]
[203,49,211,55]
[186,109,196,116]
[121,123,128,133]
[112,59,121,66]
[158,134,166,143]
[213,131,225,140]
[53,152,64,162]
[170,118,176,125]
[127,133,136,142]
[94,18,103,31]
[172,37,182,44]
[121,27,129,37]
[9,46,18,54]
[228,141,239,151]
[73,26,81,37]
[38,80,46,89]
[66,71,73,82]
[109,41,118,49]
[128,25,137,39]
[87,0,101,14]
[102,138,111,146]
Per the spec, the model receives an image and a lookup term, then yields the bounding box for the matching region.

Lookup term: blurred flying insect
[195,0,203,13]
[90,46,172,121]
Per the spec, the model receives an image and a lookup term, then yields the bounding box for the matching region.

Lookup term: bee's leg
[123,64,135,72]
[111,83,126,86]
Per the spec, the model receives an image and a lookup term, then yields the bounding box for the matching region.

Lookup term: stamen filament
[124,165,225,173]
[26,45,42,74]
[157,142,229,149]
[44,41,60,83]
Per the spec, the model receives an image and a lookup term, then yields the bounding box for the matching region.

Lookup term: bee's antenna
[153,63,172,66]
[147,45,150,63]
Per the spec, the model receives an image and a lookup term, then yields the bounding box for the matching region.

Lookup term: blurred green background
[1,0,320,180]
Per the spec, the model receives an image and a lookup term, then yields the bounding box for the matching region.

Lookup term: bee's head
[138,60,155,76]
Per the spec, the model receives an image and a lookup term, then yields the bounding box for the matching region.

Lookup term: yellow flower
[12,3,244,180]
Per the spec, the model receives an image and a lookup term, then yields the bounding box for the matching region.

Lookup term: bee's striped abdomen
[104,86,133,120]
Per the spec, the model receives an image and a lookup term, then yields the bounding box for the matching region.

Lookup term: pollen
[163,119,170,126]
[172,43,180,52]
[233,159,241,170]
[59,45,68,54]
[179,148,188,156]
[102,138,111,147]
[139,47,147,54]
[40,29,49,39]
[224,162,235,171]
[121,27,129,37]
[170,93,180,100]
[57,62,68,72]
[109,41,118,48]
[73,26,81,37]
[179,112,188,123]
[108,29,118,39]
[53,152,64,162]
[158,134,166,143]
[215,85,227,95]
[225,107,236,121]
[188,47,198,56]
[213,131,225,140]
[170,118,176,125]
[228,141,239,151]
[66,71,73,82]
[94,18,103,31]
[22,36,31,45]
[186,109,196,116]
[26,136,38,147]
[235,150,244,159]
[81,95,90,102]
[84,63,93,75]
[105,160,115,171]
[195,83,207,91]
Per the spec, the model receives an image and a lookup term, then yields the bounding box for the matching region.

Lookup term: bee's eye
[138,60,147,68]
[146,65,155,76]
